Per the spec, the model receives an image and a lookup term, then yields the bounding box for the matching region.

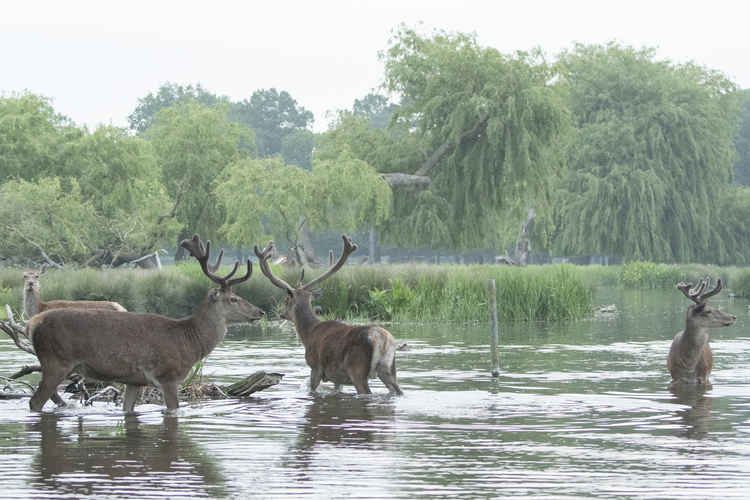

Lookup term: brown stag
[28,235,264,413]
[668,277,736,386]
[254,234,403,396]
[23,264,126,318]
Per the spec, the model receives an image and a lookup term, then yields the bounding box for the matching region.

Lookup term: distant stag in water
[28,235,264,413]
[23,264,126,318]
[254,234,403,396]
[668,277,736,386]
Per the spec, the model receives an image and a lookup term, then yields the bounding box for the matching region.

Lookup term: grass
[1,260,747,325]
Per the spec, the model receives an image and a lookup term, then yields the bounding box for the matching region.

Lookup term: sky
[3,0,750,133]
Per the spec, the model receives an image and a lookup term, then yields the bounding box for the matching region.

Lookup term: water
[1,288,749,498]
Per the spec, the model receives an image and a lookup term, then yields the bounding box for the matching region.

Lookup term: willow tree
[214,153,391,259]
[146,101,253,249]
[554,43,742,263]
[379,26,569,249]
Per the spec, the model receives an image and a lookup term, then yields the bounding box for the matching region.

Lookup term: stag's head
[254,235,358,322]
[23,264,47,293]
[180,235,264,323]
[677,277,736,329]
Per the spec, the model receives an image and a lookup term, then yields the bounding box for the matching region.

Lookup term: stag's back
[29,308,197,385]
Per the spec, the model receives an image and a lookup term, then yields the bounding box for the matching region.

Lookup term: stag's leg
[352,378,371,394]
[122,385,143,413]
[51,392,66,407]
[309,368,324,393]
[30,365,69,411]
[377,360,403,396]
[160,381,180,411]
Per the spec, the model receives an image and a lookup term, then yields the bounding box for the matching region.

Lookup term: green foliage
[730,270,750,298]
[146,101,253,242]
[229,88,313,158]
[352,93,399,130]
[0,92,82,181]
[311,263,592,323]
[128,82,224,134]
[215,153,392,249]
[0,177,102,264]
[280,129,314,169]
[733,89,750,186]
[620,262,683,289]
[554,43,742,263]
[380,26,569,249]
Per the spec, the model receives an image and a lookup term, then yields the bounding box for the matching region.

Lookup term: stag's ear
[209,289,221,302]
[693,303,706,313]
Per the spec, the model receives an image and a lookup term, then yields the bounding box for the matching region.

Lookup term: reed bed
[2,260,749,324]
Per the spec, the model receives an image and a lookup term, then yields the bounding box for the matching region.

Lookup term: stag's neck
[292,306,322,346]
[683,320,709,347]
[23,287,41,318]
[185,296,229,359]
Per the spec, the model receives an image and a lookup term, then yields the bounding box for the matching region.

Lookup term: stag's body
[256,235,402,395]
[668,278,735,386]
[29,235,263,413]
[23,267,126,318]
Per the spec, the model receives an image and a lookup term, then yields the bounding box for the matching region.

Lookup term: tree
[0,178,102,265]
[128,82,224,134]
[60,126,180,262]
[553,43,741,263]
[215,153,391,254]
[734,89,750,186]
[280,129,314,170]
[0,92,82,181]
[352,93,399,130]
[146,101,253,248]
[229,88,313,158]
[376,26,569,249]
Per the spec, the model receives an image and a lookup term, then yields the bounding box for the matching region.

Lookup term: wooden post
[488,279,500,376]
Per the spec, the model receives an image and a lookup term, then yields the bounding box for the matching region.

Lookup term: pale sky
[3,0,749,133]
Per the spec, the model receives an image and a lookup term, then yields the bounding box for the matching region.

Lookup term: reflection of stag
[668,278,735,386]
[28,414,227,497]
[284,395,395,475]
[670,385,713,440]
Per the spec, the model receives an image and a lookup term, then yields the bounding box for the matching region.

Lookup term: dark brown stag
[668,277,736,386]
[254,234,403,395]
[28,235,264,413]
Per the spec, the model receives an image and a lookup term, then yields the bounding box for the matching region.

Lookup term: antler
[301,234,357,291]
[677,277,723,304]
[180,234,251,289]
[254,241,295,294]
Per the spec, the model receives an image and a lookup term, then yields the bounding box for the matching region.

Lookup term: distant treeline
[2,28,750,267]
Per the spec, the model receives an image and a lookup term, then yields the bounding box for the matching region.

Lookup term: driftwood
[0,305,35,355]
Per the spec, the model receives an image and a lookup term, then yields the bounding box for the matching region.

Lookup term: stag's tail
[367,326,403,395]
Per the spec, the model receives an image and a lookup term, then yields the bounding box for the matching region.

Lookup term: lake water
[1,287,749,498]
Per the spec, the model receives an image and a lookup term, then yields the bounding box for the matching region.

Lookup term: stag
[254,234,402,396]
[668,277,736,386]
[28,235,264,413]
[23,264,126,318]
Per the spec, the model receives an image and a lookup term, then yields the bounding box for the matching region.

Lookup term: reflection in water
[670,384,713,440]
[284,395,395,480]
[28,413,227,498]
[1,288,749,499]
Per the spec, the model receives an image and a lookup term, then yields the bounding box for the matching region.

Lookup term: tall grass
[2,259,746,324]
[0,263,592,323]
[310,263,592,323]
